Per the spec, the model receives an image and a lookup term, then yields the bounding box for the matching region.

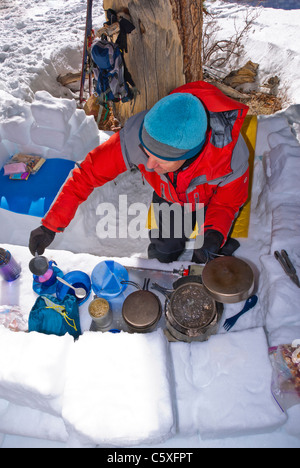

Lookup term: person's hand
[192,229,224,264]
[29,226,56,256]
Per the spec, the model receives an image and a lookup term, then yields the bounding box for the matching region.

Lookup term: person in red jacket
[29,81,250,264]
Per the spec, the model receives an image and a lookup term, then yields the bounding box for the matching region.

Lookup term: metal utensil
[223,295,258,331]
[56,276,87,299]
[274,250,300,288]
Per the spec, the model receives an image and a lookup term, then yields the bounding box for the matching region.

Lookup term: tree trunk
[102,0,203,125]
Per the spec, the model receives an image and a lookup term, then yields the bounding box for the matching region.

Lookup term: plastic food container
[91,260,128,299]
[56,270,91,305]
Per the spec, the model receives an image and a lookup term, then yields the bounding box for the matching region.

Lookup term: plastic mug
[33,260,57,286]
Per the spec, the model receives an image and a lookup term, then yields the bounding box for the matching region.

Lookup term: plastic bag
[28,294,81,339]
[0,305,28,332]
[269,342,300,411]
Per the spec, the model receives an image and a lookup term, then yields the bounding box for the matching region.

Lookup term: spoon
[223,295,258,331]
[56,276,87,300]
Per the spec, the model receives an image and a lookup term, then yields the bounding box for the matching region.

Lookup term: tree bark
[102,0,203,125]
[169,0,203,84]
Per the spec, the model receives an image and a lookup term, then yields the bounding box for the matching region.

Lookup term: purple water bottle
[0,248,21,282]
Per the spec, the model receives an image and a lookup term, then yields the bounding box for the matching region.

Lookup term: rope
[42,296,78,333]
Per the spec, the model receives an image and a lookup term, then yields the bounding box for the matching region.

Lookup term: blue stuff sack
[29,294,81,339]
[91,38,133,103]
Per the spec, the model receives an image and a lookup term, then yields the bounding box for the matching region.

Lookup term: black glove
[192,229,224,264]
[29,225,56,256]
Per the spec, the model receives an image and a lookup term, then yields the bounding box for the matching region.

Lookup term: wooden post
[102,0,203,125]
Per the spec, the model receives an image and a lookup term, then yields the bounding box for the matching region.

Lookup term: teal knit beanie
[140,93,208,161]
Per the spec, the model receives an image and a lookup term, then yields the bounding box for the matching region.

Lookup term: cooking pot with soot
[152,276,223,343]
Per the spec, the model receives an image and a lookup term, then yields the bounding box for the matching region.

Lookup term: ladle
[56,276,87,300]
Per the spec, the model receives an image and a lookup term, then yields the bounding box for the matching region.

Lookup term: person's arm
[192,169,249,264]
[43,131,126,233]
[204,166,250,242]
[29,132,127,255]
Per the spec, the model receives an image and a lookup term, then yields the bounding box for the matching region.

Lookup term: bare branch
[203,6,260,71]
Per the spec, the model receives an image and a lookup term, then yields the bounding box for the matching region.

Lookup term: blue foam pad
[0,158,75,217]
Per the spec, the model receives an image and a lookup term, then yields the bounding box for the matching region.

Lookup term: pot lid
[91,260,128,299]
[202,256,254,303]
[29,255,49,276]
[122,290,161,329]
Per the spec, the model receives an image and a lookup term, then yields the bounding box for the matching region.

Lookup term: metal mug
[88,297,113,330]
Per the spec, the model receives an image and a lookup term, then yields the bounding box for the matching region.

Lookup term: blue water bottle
[0,248,22,282]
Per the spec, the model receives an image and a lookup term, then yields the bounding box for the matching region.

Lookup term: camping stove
[89,264,223,342]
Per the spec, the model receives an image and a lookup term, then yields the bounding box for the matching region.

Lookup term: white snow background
[0,0,300,448]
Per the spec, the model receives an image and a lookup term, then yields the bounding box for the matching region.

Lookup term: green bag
[29,294,81,339]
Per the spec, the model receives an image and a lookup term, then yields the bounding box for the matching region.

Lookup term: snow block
[260,255,300,347]
[0,141,9,169]
[265,143,300,196]
[1,115,31,145]
[33,90,76,125]
[62,330,175,447]
[268,126,300,150]
[0,326,73,416]
[0,399,69,443]
[271,204,300,252]
[30,122,71,151]
[31,98,76,129]
[256,116,290,156]
[68,108,87,132]
[69,118,100,159]
[170,328,287,439]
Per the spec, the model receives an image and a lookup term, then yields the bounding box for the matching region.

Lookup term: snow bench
[0,91,101,250]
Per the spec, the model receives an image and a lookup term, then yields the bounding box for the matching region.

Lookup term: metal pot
[121,280,162,333]
[201,256,255,304]
[152,278,223,342]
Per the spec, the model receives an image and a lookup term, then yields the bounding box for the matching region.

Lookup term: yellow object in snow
[147,203,158,230]
[146,115,258,239]
[42,296,78,332]
[231,114,257,238]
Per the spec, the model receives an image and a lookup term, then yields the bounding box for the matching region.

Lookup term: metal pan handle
[120,280,142,290]
[151,282,173,300]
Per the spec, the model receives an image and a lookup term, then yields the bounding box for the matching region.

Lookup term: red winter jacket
[42,81,249,243]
